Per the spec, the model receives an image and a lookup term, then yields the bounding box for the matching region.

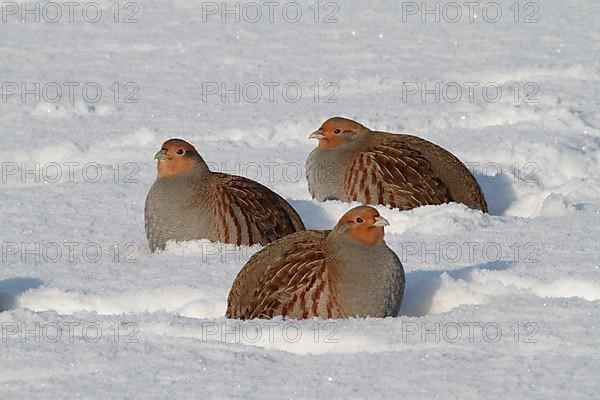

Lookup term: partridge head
[332,205,390,246]
[309,117,370,150]
[154,138,207,179]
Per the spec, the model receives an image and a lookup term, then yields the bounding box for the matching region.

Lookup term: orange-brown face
[155,139,200,179]
[310,117,366,150]
[336,206,389,245]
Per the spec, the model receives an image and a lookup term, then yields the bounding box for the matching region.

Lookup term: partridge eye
[334,129,341,134]
[356,217,364,223]
[176,148,185,155]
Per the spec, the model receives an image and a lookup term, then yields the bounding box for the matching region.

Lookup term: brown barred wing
[213,174,305,246]
[226,231,346,319]
[344,140,450,210]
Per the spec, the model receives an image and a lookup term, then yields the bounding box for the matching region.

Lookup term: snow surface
[1,0,600,398]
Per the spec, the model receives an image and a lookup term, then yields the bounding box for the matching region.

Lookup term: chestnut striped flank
[215,193,230,243]
[226,231,347,319]
[344,141,450,210]
[214,173,305,246]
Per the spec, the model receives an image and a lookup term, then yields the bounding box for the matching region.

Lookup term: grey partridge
[226,205,405,319]
[145,138,305,251]
[306,117,488,212]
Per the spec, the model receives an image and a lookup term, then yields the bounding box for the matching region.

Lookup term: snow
[1,0,599,398]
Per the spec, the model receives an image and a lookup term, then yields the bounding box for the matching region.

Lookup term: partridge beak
[373,216,390,227]
[309,129,325,140]
[154,149,169,160]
